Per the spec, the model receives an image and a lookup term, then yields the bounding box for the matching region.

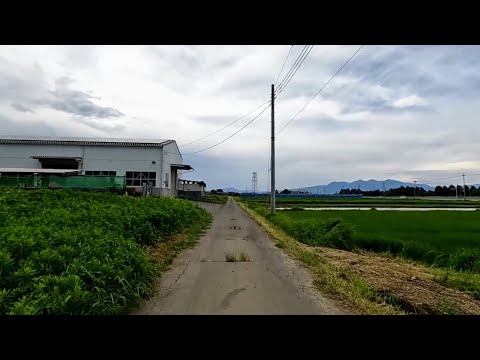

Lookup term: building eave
[0,136,174,148]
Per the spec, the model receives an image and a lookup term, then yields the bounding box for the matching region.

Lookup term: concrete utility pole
[270,84,276,214]
[463,174,466,201]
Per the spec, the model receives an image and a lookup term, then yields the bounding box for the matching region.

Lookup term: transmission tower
[251,172,258,194]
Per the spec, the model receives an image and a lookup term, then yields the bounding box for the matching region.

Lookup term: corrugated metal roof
[0,135,174,147]
[0,168,81,174]
[31,155,83,160]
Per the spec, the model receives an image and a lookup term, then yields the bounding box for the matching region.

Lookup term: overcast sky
[1,45,480,190]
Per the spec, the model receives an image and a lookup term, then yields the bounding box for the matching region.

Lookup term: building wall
[178,182,204,192]
[0,144,83,169]
[0,143,183,195]
[162,142,183,197]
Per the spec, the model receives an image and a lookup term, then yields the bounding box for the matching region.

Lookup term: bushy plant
[0,189,210,314]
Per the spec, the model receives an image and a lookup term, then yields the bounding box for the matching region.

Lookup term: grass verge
[201,194,228,204]
[237,202,404,314]
[148,215,212,274]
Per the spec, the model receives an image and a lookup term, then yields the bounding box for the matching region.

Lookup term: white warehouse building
[0,135,193,197]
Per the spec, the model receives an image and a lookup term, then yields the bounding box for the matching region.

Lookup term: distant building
[0,135,192,197]
[177,180,206,200]
[290,190,309,195]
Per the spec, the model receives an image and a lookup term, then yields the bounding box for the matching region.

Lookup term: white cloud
[392,94,427,108]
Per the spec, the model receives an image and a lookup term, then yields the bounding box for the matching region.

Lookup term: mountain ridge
[295,179,435,194]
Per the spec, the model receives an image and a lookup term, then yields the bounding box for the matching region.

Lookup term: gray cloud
[36,76,124,118]
[11,103,34,113]
[0,60,123,119]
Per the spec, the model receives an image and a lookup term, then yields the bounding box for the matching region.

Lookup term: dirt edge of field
[237,202,480,315]
[128,209,213,312]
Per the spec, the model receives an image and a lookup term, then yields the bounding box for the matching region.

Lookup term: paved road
[131,199,346,315]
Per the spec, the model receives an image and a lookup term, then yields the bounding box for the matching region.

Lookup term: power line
[179,47,298,149]
[274,45,294,87]
[179,100,269,148]
[275,45,311,94]
[180,45,311,156]
[181,104,270,156]
[276,45,365,135]
[417,175,462,183]
[275,45,314,97]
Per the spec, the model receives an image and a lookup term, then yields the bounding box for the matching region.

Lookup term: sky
[1,45,480,190]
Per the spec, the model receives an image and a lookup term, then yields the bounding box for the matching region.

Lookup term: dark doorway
[39,158,80,169]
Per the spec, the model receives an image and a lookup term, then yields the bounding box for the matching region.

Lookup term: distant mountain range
[217,180,480,195]
[295,179,434,194]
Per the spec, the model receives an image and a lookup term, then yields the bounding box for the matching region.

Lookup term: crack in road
[220,287,247,310]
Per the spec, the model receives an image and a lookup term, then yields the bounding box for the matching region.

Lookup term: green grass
[242,196,480,208]
[202,194,228,204]
[261,210,480,272]
[0,189,211,315]
[224,252,236,262]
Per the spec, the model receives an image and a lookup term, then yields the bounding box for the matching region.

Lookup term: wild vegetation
[201,194,228,204]
[0,189,211,315]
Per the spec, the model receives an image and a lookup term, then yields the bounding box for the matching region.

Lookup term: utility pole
[413,180,417,200]
[455,184,458,200]
[463,174,466,201]
[270,84,276,214]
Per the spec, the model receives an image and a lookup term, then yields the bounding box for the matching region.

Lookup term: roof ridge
[0,136,174,147]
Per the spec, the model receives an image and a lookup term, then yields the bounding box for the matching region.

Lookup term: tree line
[339,185,480,197]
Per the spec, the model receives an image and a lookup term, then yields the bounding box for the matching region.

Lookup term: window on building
[165,172,169,187]
[125,171,156,186]
[85,171,117,176]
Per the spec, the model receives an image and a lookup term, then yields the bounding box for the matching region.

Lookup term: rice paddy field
[242,196,480,208]
[246,197,480,273]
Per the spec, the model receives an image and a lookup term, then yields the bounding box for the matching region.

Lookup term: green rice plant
[259,208,480,273]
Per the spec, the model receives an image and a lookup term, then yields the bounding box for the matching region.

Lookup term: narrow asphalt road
[131,199,346,315]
